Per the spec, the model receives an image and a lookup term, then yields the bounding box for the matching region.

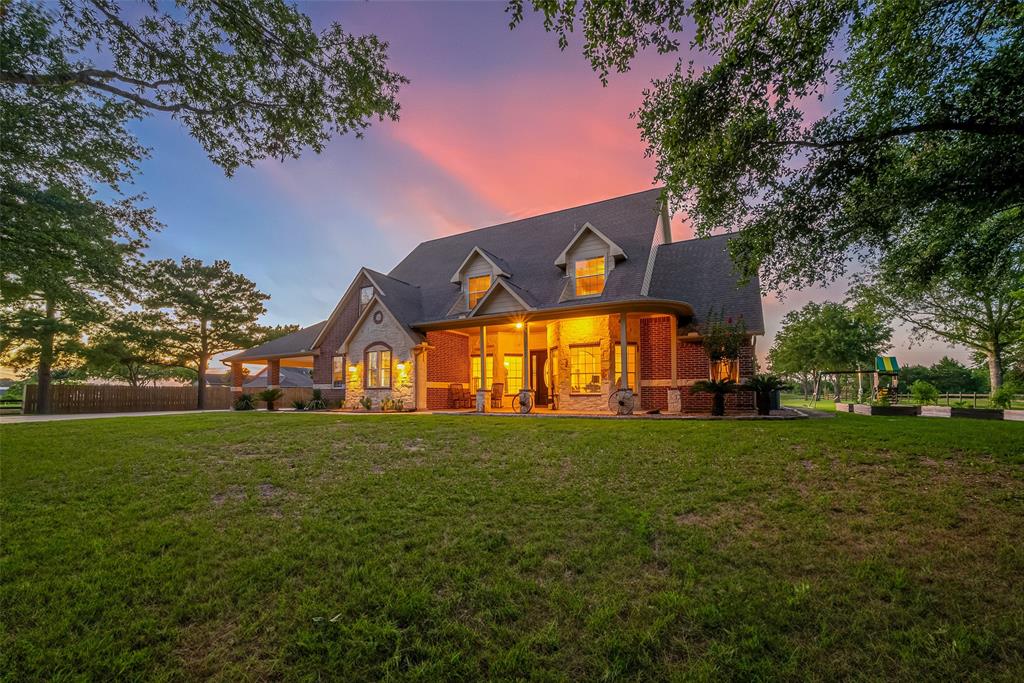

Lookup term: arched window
[364,343,392,388]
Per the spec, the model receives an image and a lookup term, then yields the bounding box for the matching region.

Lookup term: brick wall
[639,316,672,411]
[426,331,470,409]
[677,339,756,413]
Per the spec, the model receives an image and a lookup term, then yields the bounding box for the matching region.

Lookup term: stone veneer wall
[343,300,416,410]
[426,331,470,409]
[548,315,614,412]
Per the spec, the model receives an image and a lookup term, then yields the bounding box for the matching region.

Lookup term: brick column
[231,362,244,393]
[266,359,280,389]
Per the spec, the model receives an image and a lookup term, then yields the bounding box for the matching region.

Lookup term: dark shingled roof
[388,188,665,323]
[364,269,424,342]
[647,233,765,334]
[223,321,326,362]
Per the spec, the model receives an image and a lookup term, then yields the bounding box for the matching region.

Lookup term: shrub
[742,374,791,415]
[307,388,327,411]
[991,383,1020,410]
[359,395,373,411]
[691,379,737,416]
[910,380,940,405]
[233,393,256,411]
[291,399,306,411]
[256,388,284,411]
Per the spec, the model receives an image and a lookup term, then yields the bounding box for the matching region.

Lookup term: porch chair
[449,383,472,409]
[490,383,504,409]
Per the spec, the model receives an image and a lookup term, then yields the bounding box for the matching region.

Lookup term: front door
[530,350,548,406]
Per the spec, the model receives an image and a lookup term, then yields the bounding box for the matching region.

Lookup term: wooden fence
[22,385,234,414]
[21,385,322,414]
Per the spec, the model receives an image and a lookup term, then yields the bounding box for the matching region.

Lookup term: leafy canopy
[768,301,891,376]
[510,0,1024,291]
[3,0,406,175]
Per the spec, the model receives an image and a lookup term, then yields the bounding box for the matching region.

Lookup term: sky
[122,1,966,371]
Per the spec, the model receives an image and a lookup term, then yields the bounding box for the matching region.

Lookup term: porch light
[348,364,357,373]
[514,321,523,329]
[396,362,406,372]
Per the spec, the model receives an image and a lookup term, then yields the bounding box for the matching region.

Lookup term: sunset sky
[125,1,964,370]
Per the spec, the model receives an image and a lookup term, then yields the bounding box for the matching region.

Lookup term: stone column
[266,359,280,389]
[519,322,532,412]
[619,313,629,390]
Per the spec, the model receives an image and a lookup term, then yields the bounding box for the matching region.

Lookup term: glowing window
[503,355,523,393]
[711,358,739,382]
[613,343,638,391]
[471,355,494,391]
[365,347,392,388]
[574,257,605,297]
[467,275,491,308]
[359,286,374,314]
[570,345,601,394]
[332,355,346,387]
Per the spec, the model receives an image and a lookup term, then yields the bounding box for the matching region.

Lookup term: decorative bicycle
[511,390,535,414]
[608,388,635,415]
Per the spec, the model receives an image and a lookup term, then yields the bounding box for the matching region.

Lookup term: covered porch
[418,300,698,415]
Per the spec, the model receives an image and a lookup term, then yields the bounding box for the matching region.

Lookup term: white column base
[476,389,488,413]
[667,388,682,413]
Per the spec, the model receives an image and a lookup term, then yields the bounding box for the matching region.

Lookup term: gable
[554,222,626,268]
[338,296,419,355]
[475,286,526,316]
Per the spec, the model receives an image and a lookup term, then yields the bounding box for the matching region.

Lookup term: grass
[3,413,1023,681]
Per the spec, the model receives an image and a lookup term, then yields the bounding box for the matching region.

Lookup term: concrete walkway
[0,409,230,424]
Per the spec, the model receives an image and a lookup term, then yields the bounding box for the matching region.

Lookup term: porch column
[521,323,530,391]
[266,359,280,389]
[413,343,430,411]
[668,315,682,413]
[619,313,629,391]
[476,325,488,412]
[231,362,244,393]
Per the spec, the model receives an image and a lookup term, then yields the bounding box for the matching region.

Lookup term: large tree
[855,235,1023,392]
[2,0,406,175]
[509,1,1023,291]
[142,257,268,409]
[768,301,891,400]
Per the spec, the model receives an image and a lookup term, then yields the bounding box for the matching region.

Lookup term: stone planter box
[852,404,919,417]
[1004,409,1024,422]
[951,407,1005,420]
[835,402,853,413]
[919,405,951,418]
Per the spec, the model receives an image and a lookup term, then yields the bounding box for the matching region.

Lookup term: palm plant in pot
[256,388,283,411]
[743,374,791,415]
[691,379,737,416]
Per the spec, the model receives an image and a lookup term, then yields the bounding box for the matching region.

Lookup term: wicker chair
[490,383,504,409]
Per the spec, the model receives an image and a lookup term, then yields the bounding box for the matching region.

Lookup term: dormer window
[359,286,374,314]
[467,275,491,308]
[574,257,606,297]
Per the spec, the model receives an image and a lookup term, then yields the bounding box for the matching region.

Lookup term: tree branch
[763,120,1024,149]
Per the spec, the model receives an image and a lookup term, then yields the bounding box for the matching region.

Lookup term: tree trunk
[811,372,821,401]
[197,354,208,410]
[36,298,56,415]
[986,344,1003,395]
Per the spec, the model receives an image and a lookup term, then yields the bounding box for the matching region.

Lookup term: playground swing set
[828,356,901,403]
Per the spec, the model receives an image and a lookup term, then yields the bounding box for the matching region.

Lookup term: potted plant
[743,374,791,415]
[256,388,283,411]
[691,379,737,416]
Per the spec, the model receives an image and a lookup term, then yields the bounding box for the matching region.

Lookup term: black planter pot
[711,393,725,416]
[755,392,771,416]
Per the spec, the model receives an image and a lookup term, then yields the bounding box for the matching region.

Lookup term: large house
[224,189,763,413]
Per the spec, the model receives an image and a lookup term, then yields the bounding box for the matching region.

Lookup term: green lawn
[3,414,1023,681]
